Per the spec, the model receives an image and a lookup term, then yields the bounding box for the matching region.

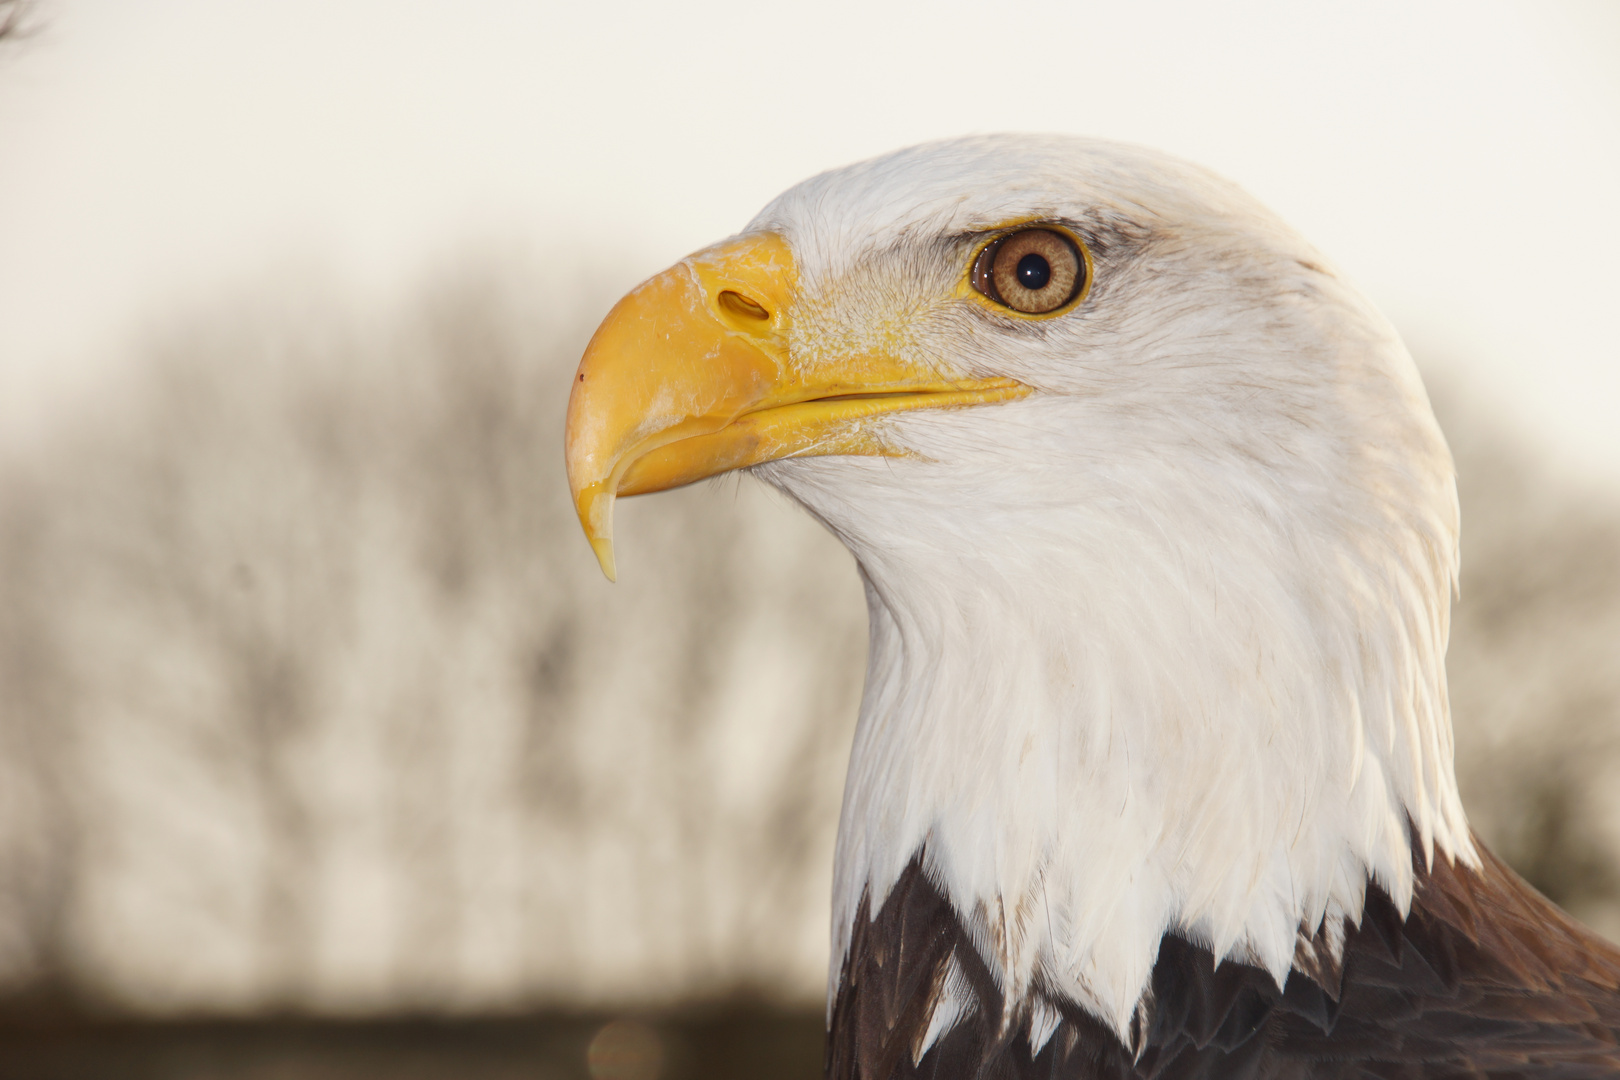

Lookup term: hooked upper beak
[563,231,1029,580]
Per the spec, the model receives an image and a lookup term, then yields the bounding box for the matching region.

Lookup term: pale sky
[1,0,1617,482]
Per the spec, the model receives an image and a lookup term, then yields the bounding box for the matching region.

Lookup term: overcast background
[0,0,1617,1029]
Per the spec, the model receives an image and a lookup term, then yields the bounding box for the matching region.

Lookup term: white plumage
[742,135,1473,1034]
[566,134,1620,1075]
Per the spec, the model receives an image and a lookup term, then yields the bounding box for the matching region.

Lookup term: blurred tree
[0,1,29,41]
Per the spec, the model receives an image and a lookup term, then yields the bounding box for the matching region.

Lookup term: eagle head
[564,135,1473,1039]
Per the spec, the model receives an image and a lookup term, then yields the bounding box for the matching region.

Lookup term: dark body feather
[828,839,1620,1079]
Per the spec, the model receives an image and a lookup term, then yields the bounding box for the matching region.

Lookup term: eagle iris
[970,226,1086,315]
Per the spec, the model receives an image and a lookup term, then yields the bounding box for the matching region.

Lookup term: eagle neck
[826,501,1475,1036]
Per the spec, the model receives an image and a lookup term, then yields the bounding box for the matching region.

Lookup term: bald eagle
[564,136,1620,1078]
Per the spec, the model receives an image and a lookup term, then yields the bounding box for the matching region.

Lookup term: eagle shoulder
[829,840,1620,1079]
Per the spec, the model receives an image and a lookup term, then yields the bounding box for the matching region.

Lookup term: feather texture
[726,135,1619,1068]
[829,839,1620,1078]
[750,135,1476,1029]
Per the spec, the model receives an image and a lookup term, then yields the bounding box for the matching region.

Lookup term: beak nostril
[718,290,770,321]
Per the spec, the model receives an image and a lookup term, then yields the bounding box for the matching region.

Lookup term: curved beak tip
[571,484,619,582]
[589,536,618,583]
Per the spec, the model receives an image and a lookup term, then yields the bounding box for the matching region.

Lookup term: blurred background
[0,1,1617,1077]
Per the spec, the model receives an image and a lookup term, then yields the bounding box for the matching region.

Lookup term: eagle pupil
[1016,253,1051,291]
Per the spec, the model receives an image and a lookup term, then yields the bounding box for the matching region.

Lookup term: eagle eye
[970,227,1087,315]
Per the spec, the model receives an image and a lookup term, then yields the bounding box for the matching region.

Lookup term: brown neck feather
[828,837,1620,1079]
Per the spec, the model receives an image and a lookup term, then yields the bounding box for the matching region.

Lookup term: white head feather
[745,135,1474,1037]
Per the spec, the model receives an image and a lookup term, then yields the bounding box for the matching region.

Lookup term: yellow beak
[563,231,1029,580]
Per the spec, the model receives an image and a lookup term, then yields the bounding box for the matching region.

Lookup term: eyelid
[970,238,1005,303]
